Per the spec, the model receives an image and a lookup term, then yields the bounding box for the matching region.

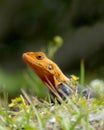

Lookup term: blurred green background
[0,0,104,99]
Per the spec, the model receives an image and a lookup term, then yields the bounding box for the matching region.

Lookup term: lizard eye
[48,64,53,70]
[36,55,43,60]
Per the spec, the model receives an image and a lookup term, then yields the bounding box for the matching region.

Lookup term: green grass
[0,89,104,130]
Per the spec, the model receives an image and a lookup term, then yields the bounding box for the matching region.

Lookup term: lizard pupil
[36,55,42,60]
[48,64,53,70]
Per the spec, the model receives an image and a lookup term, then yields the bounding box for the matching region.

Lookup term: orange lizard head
[22,52,70,89]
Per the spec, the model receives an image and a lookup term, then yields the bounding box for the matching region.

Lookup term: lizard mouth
[22,52,47,72]
[23,53,42,68]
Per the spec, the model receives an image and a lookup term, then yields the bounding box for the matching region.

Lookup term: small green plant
[42,35,63,59]
[80,59,85,86]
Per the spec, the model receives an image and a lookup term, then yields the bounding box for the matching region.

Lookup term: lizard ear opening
[48,64,53,70]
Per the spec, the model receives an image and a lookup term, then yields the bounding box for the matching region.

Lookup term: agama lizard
[22,52,93,101]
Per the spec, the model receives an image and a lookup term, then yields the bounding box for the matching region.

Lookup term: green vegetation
[0,88,104,130]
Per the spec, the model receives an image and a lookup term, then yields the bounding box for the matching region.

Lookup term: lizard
[22,51,75,101]
[22,51,93,101]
